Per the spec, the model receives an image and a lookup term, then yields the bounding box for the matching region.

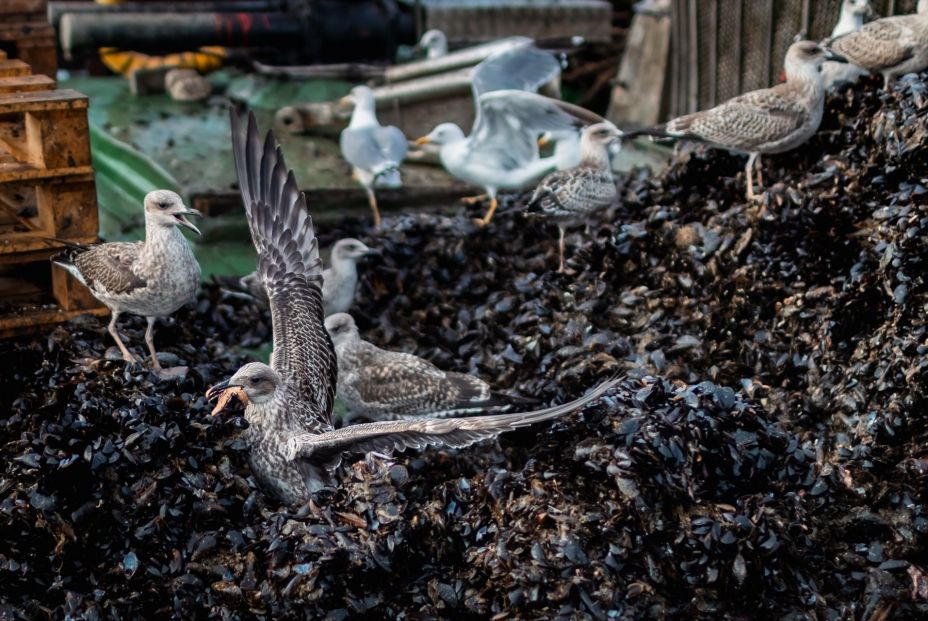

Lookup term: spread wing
[340,125,408,174]
[468,90,606,172]
[69,242,146,295]
[665,85,808,151]
[829,16,918,71]
[230,109,337,428]
[286,376,621,470]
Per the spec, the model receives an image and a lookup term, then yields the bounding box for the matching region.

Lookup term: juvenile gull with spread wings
[415,41,603,226]
[527,122,622,273]
[237,237,374,316]
[625,41,846,200]
[207,111,620,505]
[339,85,408,228]
[326,313,537,422]
[52,190,201,376]
[828,0,928,88]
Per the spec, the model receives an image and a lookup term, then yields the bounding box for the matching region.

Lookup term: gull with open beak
[52,189,202,376]
[338,85,408,228]
[207,110,622,505]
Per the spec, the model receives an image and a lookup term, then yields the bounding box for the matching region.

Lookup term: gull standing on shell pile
[237,237,375,316]
[52,190,202,376]
[828,0,928,88]
[415,40,604,226]
[338,85,408,228]
[325,313,538,422]
[527,122,623,273]
[820,0,872,89]
[624,41,847,200]
[206,110,621,505]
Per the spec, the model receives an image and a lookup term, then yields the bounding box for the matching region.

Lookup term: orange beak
[414,136,430,146]
[538,135,551,148]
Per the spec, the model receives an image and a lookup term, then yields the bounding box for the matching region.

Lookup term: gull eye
[158,202,170,209]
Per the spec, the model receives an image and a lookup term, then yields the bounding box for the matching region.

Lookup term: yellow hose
[95,0,227,77]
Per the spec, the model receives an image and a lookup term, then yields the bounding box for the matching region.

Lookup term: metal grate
[668,0,919,117]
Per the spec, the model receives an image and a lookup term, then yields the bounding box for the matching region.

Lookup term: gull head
[324,312,360,349]
[841,0,871,18]
[331,238,374,262]
[785,41,847,77]
[338,85,376,115]
[144,189,202,235]
[582,123,623,147]
[415,123,465,147]
[206,362,282,414]
[416,29,448,59]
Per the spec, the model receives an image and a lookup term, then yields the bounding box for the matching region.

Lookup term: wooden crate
[0,64,106,338]
[0,0,57,79]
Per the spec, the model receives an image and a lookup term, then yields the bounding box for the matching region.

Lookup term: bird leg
[474,196,499,227]
[144,316,164,371]
[365,450,395,474]
[754,153,764,188]
[745,152,758,201]
[557,225,567,273]
[107,312,139,364]
[365,187,382,229]
[460,193,488,205]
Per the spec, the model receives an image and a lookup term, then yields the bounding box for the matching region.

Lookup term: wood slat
[0,0,47,15]
[0,60,31,78]
[0,75,55,94]
[0,165,94,184]
[0,306,109,339]
[0,89,88,113]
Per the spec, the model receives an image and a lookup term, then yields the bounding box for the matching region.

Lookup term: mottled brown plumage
[828,0,928,87]
[208,111,622,505]
[528,122,620,272]
[326,313,535,421]
[626,41,844,200]
[52,190,201,373]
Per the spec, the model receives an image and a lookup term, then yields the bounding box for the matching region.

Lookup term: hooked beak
[206,378,249,415]
[414,135,430,146]
[173,208,203,236]
[824,49,848,64]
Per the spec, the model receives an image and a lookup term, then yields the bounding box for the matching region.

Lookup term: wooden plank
[0,306,108,339]
[0,74,55,93]
[0,23,55,41]
[26,108,92,169]
[39,180,98,240]
[0,89,87,113]
[0,0,47,14]
[607,12,672,127]
[52,264,102,311]
[0,232,96,256]
[0,59,31,78]
[0,165,94,184]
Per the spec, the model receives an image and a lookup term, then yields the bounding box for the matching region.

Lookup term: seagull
[821,0,872,89]
[206,110,621,505]
[828,0,928,88]
[325,312,538,422]
[416,29,448,59]
[624,41,846,200]
[338,85,408,228]
[415,41,604,226]
[51,190,201,376]
[527,122,622,273]
[237,237,374,316]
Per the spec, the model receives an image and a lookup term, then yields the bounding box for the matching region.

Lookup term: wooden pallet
[0,61,106,338]
[0,0,57,78]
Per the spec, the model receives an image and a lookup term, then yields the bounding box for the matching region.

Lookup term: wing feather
[286,376,622,470]
[230,109,337,427]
